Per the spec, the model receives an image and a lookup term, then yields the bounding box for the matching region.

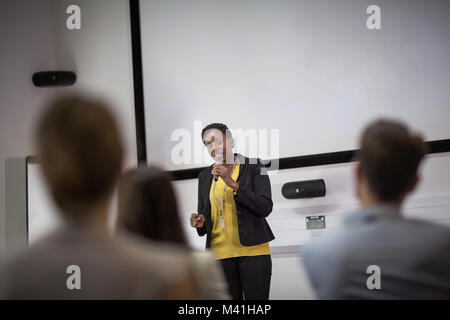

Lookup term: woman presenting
[190,123,275,300]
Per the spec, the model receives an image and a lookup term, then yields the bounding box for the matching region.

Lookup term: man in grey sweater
[302,119,450,299]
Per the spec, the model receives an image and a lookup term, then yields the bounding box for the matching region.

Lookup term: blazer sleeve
[196,173,207,237]
[234,162,273,218]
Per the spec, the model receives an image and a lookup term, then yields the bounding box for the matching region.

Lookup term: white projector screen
[139,0,450,171]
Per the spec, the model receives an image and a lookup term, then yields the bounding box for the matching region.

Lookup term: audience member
[302,119,450,299]
[119,166,230,299]
[0,95,198,299]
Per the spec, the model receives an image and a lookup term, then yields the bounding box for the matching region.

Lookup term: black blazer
[196,154,275,249]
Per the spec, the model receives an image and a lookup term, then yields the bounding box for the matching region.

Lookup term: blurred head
[118,166,188,247]
[201,123,234,164]
[355,119,427,207]
[35,95,123,220]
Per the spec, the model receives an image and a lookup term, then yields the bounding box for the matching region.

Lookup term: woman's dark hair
[357,119,427,202]
[201,123,231,142]
[118,166,188,247]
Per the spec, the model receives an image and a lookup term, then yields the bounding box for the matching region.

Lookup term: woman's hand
[211,164,239,191]
[190,213,205,228]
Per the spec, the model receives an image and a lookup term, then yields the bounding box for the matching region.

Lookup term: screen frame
[129,0,450,181]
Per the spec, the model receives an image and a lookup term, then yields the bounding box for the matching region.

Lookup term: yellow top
[209,162,271,260]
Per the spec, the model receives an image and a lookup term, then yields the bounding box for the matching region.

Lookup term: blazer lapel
[201,165,214,224]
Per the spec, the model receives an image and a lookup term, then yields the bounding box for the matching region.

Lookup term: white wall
[0,0,137,256]
[50,0,137,170]
[0,0,56,257]
[174,152,450,299]
[50,0,137,231]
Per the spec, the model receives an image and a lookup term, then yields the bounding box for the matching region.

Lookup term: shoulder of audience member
[114,230,197,283]
[190,250,230,299]
[115,230,193,267]
[302,228,351,265]
[114,231,199,298]
[0,228,63,277]
[403,219,450,244]
[190,250,218,271]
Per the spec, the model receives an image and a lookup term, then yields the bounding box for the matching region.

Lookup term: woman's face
[203,129,233,163]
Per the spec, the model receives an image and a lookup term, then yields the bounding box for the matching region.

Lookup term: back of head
[119,166,188,247]
[35,94,123,219]
[358,119,427,202]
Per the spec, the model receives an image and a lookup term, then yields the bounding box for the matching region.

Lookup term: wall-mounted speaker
[32,71,76,87]
[282,179,326,199]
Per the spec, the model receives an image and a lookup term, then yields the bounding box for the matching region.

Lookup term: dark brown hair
[35,95,123,217]
[201,123,231,142]
[358,119,427,202]
[118,166,188,247]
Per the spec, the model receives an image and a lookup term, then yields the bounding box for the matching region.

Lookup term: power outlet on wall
[306,216,326,237]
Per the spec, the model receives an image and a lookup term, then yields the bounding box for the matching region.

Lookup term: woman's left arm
[233,163,273,218]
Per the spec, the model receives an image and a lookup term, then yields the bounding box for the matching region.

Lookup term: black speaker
[282,179,326,199]
[32,71,76,87]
